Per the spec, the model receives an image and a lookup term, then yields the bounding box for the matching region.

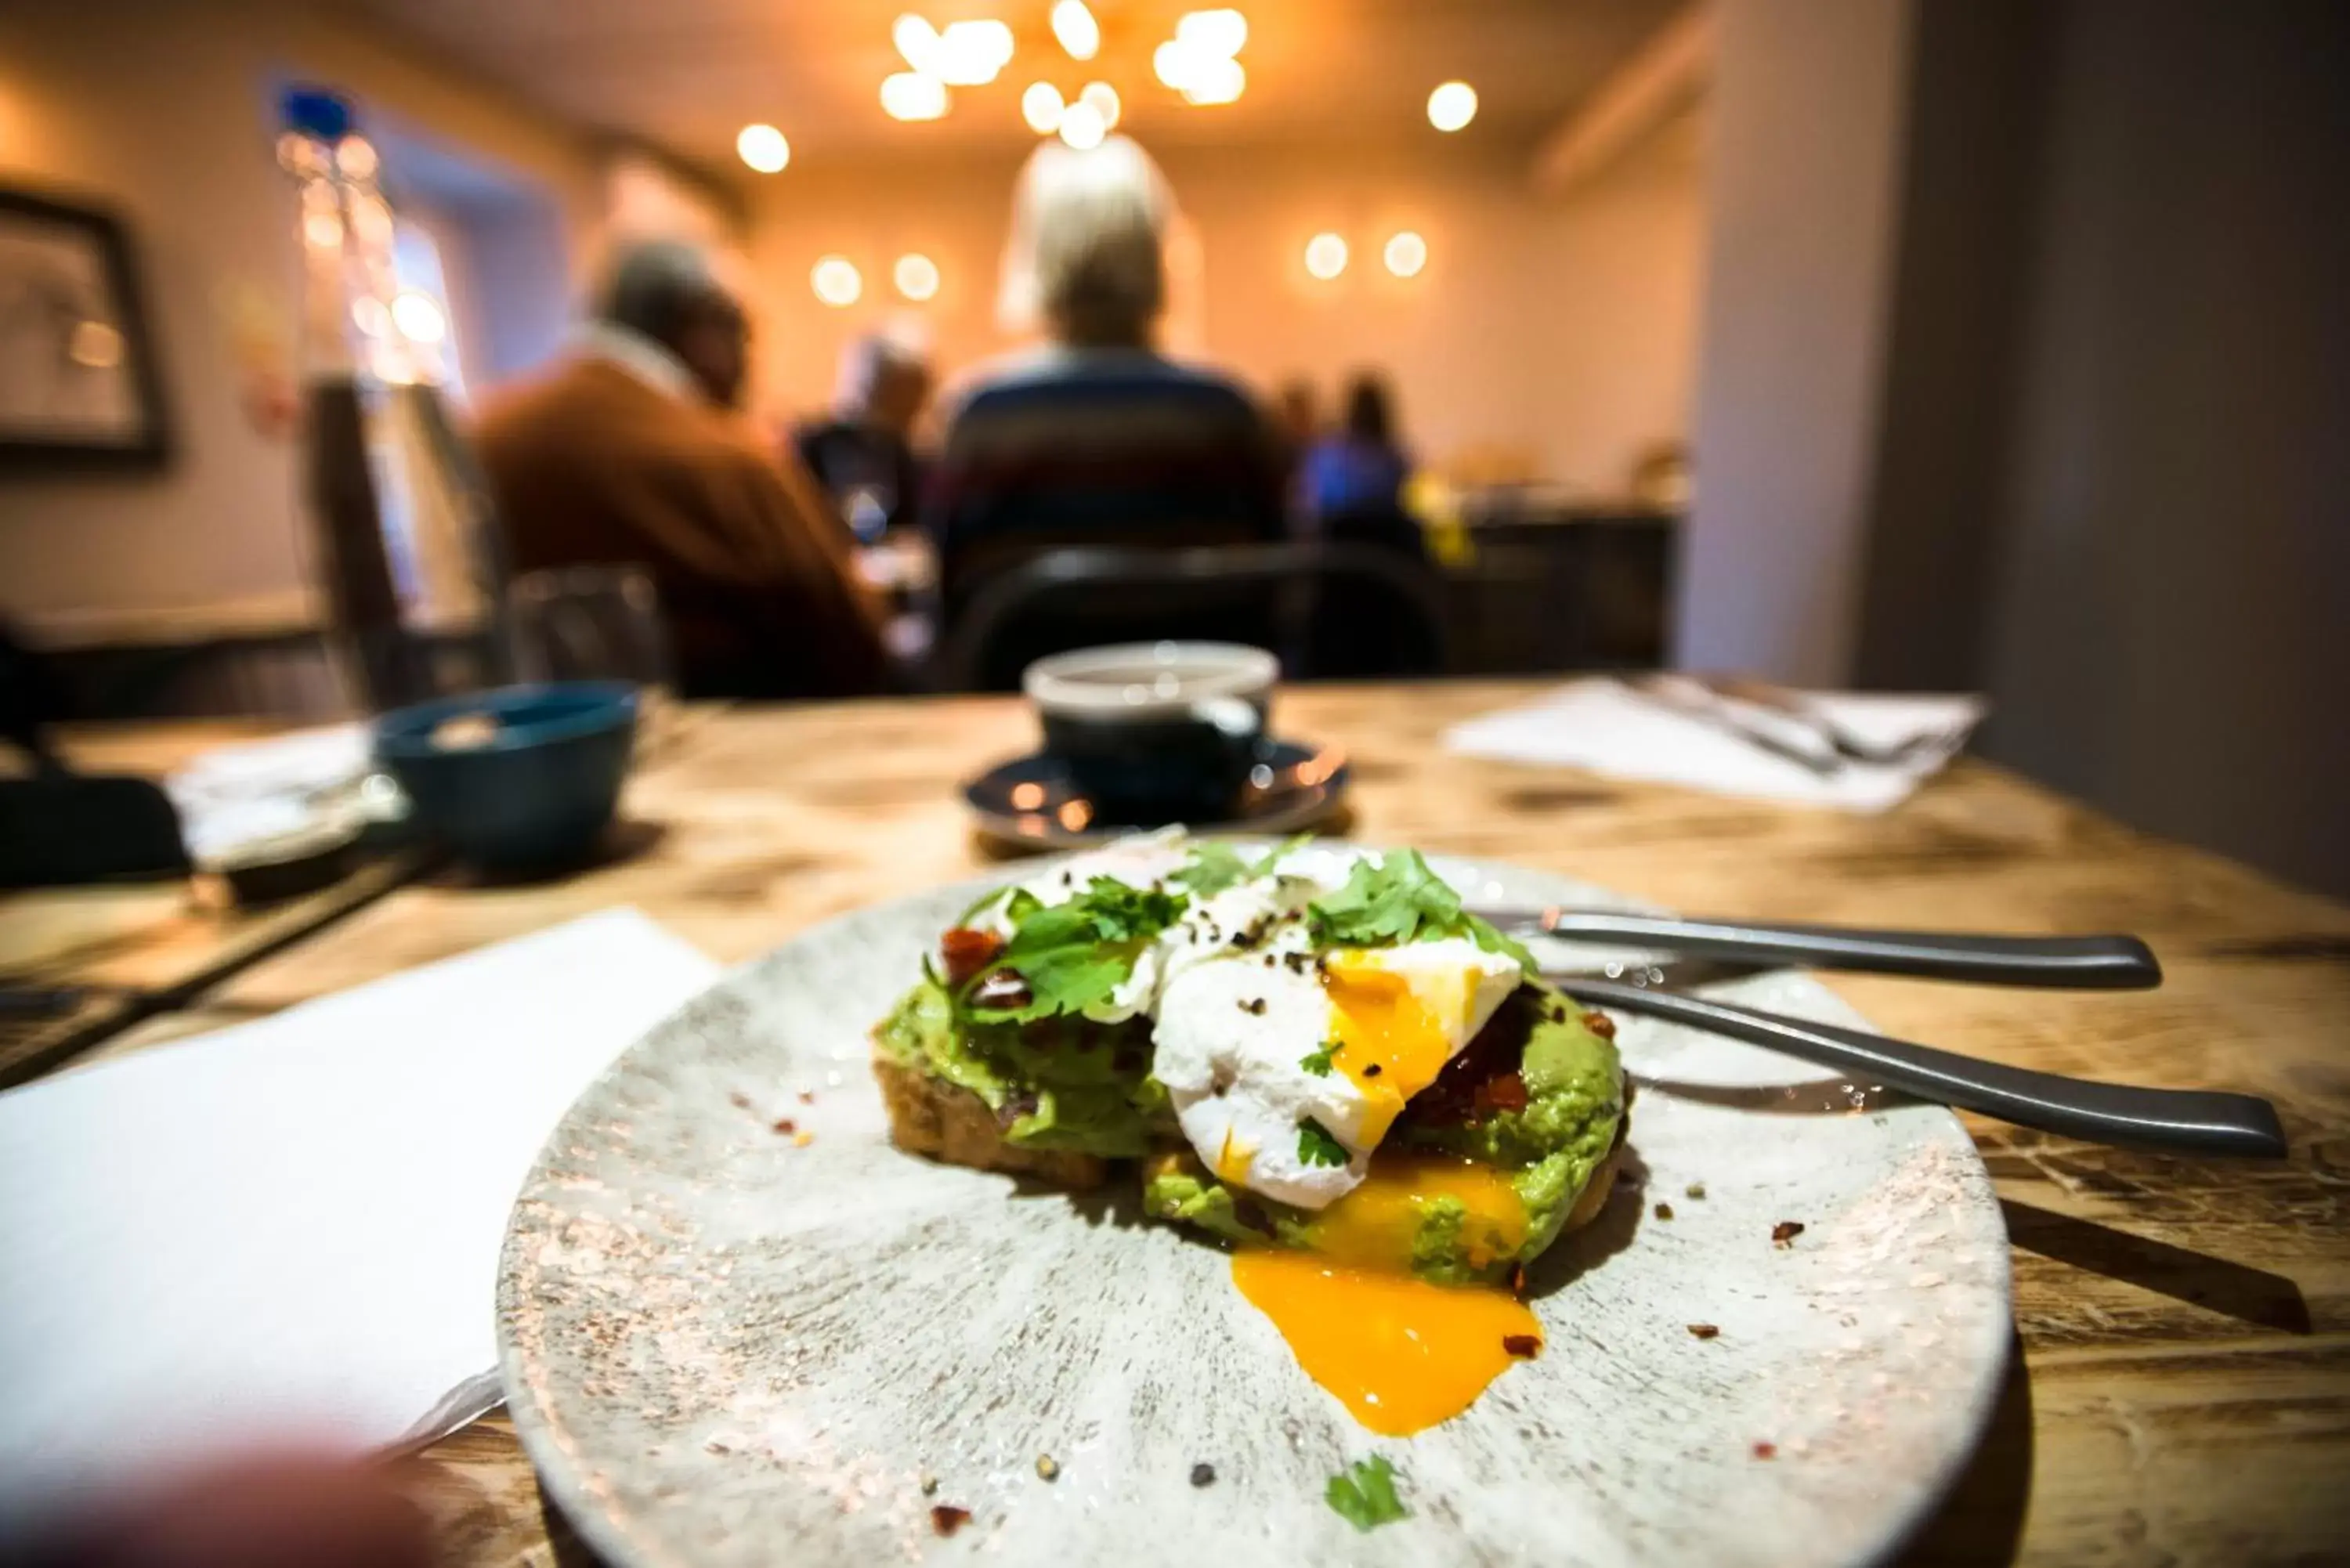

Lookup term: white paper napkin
[0,909,719,1530]
[163,724,385,865]
[1444,677,1986,812]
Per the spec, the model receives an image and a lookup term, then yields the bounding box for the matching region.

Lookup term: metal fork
[1480,907,2162,989]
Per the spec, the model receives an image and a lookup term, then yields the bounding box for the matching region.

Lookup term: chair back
[944,540,1448,692]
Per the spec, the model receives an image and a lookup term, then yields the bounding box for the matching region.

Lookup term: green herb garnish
[1296,1117,1349,1167]
[1172,834,1316,898]
[1325,1454,1408,1531]
[964,877,1187,1024]
[1306,849,1535,969]
[1298,1043,1339,1077]
[1171,842,1253,897]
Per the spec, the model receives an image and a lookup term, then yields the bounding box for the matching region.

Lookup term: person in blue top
[1300,372,1425,559]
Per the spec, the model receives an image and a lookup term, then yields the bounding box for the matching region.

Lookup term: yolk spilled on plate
[1231,1154,1543,1436]
[1323,963,1462,1145]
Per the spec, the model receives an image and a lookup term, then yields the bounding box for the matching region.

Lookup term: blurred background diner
[0,0,2343,899]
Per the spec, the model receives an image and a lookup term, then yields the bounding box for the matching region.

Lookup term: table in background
[59,685,2350,1566]
[1442,506,1678,674]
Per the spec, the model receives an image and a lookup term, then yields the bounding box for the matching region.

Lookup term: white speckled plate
[497,853,2011,1568]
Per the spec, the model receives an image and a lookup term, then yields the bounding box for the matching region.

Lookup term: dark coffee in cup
[1025,643,1278,826]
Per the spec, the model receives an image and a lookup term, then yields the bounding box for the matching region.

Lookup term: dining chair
[941,540,1449,692]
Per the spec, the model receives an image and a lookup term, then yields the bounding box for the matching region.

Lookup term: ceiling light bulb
[1304,232,1348,280]
[736,123,790,172]
[1155,39,1198,89]
[893,14,941,72]
[936,19,1014,85]
[1175,9,1249,58]
[895,253,941,302]
[1427,81,1478,132]
[1051,1,1101,61]
[1058,100,1107,150]
[1079,81,1121,130]
[1021,81,1065,134]
[1180,55,1245,104]
[880,72,950,121]
[1383,231,1428,278]
[812,256,862,308]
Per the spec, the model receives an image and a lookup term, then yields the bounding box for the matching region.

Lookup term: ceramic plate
[497,853,2010,1567]
[962,739,1350,851]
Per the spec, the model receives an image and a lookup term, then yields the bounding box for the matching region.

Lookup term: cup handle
[1191,696,1264,739]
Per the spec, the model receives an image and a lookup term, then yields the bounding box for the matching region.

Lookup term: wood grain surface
[49,685,2350,1566]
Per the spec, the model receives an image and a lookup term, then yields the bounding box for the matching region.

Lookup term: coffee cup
[1024,642,1278,826]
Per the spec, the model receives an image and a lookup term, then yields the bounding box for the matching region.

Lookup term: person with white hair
[927,135,1286,661]
[472,239,889,699]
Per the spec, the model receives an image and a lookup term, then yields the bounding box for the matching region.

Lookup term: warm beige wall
[744,134,1705,493]
[0,0,606,637]
[1674,0,1916,684]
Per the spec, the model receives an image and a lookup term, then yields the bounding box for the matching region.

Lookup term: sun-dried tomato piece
[929,1504,973,1536]
[1502,1334,1542,1358]
[939,927,1006,986]
[1772,1221,1806,1247]
[1476,1071,1529,1115]
[1582,1010,1618,1040]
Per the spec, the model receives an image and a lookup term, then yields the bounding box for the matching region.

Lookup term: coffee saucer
[963,738,1351,853]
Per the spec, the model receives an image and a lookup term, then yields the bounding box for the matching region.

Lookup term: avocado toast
[870,833,1629,1287]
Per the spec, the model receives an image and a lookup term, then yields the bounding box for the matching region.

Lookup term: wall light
[1427,81,1477,132]
[1021,81,1065,134]
[736,123,790,172]
[881,72,950,121]
[1058,99,1107,150]
[895,253,941,302]
[812,256,863,307]
[1079,81,1121,131]
[1051,1,1100,61]
[1304,232,1348,280]
[1383,231,1428,278]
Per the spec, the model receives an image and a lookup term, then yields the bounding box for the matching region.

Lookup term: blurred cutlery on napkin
[1444,676,1985,811]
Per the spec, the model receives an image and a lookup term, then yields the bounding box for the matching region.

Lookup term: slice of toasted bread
[870,1051,1108,1189]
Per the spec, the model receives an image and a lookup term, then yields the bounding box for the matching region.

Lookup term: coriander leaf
[1461,911,1538,972]
[1325,1455,1408,1531]
[1307,850,1536,970]
[967,876,1189,1023]
[1252,831,1317,876]
[1296,1117,1349,1167]
[1170,842,1252,897]
[953,887,1004,927]
[1307,849,1458,948]
[1298,1043,1339,1077]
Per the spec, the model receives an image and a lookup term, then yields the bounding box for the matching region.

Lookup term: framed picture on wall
[0,186,171,472]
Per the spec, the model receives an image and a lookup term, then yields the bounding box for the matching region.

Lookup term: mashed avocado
[1139,987,1624,1284]
[873,974,1172,1156]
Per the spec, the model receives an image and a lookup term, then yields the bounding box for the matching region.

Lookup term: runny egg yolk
[1231,1155,1542,1435]
[1322,962,1466,1146]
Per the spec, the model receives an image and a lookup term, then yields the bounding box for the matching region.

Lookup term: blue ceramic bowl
[374,682,639,873]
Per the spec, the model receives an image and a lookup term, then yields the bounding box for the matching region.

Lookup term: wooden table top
[57,684,2350,1565]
